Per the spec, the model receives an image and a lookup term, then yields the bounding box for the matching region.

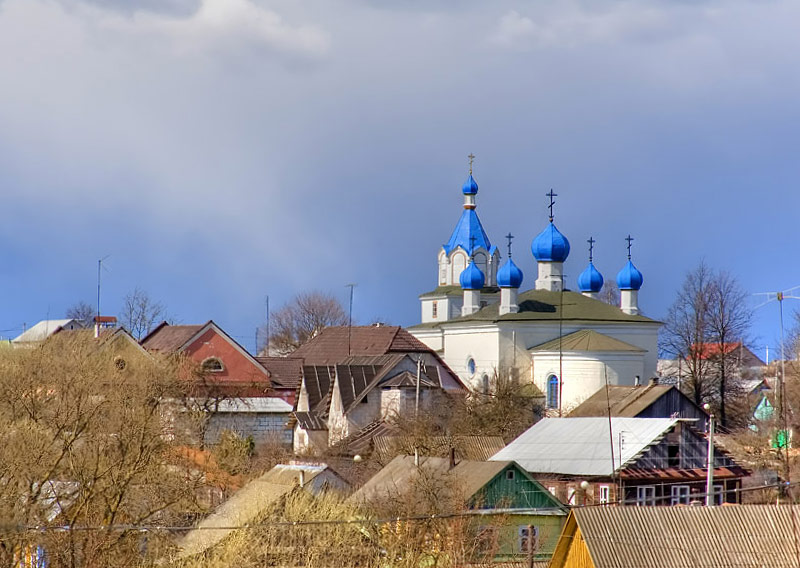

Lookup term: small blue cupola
[460,261,485,290]
[462,173,479,195]
[578,263,604,293]
[532,223,570,263]
[497,258,523,289]
[616,234,643,291]
[578,236,603,293]
[616,260,643,291]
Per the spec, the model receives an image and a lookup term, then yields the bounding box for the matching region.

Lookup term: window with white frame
[567,488,576,505]
[548,486,557,497]
[432,301,438,319]
[636,486,656,506]
[598,485,610,504]
[670,485,690,505]
[546,375,559,409]
[518,525,539,554]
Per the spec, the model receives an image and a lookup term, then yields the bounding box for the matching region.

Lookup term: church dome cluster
[446,159,644,312]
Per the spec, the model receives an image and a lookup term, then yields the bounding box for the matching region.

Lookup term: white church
[408,165,661,413]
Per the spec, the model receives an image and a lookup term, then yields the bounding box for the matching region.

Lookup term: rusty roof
[551,505,800,568]
[291,325,431,365]
[140,322,204,352]
[256,356,303,389]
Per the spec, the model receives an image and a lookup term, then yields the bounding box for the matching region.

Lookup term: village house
[491,417,749,507]
[141,321,293,446]
[548,505,800,568]
[291,325,467,454]
[350,455,567,562]
[568,380,710,432]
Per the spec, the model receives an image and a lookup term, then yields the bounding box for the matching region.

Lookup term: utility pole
[705,404,715,506]
[755,286,800,495]
[415,356,422,419]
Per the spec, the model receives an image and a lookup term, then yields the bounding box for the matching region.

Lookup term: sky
[1,0,799,358]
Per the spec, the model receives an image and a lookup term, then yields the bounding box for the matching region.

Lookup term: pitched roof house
[568,381,710,432]
[178,462,349,558]
[351,455,566,562]
[13,319,85,343]
[549,505,800,568]
[291,327,466,455]
[491,417,749,508]
[142,321,293,445]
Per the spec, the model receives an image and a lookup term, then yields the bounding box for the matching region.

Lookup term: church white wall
[441,325,501,391]
[410,328,444,352]
[532,351,646,412]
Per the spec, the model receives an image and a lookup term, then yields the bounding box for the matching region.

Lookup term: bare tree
[660,262,715,406]
[599,281,620,307]
[661,263,754,419]
[119,287,166,340]
[707,271,753,426]
[65,301,95,325]
[263,291,348,355]
[0,331,205,567]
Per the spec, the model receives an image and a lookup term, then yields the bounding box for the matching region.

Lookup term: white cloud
[62,0,330,59]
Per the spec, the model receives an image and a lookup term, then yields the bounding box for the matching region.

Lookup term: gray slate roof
[531,329,645,352]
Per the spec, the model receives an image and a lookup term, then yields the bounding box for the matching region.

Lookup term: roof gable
[568,384,703,418]
[531,329,646,353]
[140,322,204,352]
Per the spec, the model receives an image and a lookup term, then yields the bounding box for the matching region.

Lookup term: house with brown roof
[141,321,294,445]
[291,326,467,455]
[568,381,710,432]
[549,505,800,568]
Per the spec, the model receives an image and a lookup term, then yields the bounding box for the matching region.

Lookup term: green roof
[419,285,500,298]
[410,289,659,329]
[531,329,646,352]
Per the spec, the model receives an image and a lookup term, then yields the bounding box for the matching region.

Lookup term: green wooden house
[351,455,567,562]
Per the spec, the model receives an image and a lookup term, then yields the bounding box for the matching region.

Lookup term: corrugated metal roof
[530,329,645,353]
[561,505,800,567]
[294,411,328,431]
[13,319,83,343]
[490,417,679,476]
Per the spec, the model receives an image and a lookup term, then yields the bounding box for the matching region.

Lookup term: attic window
[202,357,224,373]
[506,470,515,481]
[114,356,126,371]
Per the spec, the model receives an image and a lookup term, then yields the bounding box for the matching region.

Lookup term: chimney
[634,375,641,386]
[649,377,659,386]
[298,469,305,488]
[449,446,457,470]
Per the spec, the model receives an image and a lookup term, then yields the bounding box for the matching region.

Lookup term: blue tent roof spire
[444,160,496,256]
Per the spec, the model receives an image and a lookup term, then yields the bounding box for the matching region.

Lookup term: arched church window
[482,374,490,394]
[452,253,466,284]
[432,301,438,319]
[547,375,559,409]
[474,252,487,281]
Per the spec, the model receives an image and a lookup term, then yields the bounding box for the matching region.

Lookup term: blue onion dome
[462,174,479,195]
[578,263,604,293]
[497,258,524,289]
[532,223,570,262]
[459,261,485,290]
[616,260,643,290]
